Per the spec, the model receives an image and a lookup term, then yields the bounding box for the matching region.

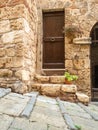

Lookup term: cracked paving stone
[36,99,60,111]
[8,117,47,130]
[4,93,30,102]
[30,105,67,129]
[0,93,30,116]
[0,114,14,130]
[71,116,98,130]
[62,101,92,119]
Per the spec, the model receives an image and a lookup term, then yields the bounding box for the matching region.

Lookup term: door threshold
[41,69,65,76]
[42,69,65,71]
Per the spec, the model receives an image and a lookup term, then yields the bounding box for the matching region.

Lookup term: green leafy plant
[64,72,78,81]
[75,125,82,130]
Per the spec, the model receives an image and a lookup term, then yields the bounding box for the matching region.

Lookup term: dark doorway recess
[90,22,98,101]
[43,11,65,69]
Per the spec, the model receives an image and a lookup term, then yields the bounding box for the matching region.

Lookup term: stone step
[31,83,77,102]
[34,75,65,84]
[31,83,90,105]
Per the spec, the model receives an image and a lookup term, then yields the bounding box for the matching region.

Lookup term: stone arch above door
[90,22,98,101]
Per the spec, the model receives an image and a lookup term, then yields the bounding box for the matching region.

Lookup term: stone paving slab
[0,88,98,130]
[0,88,11,98]
[87,103,98,115]
[71,116,98,130]
[5,93,30,102]
[36,99,60,111]
[48,125,68,130]
[8,118,47,130]
[30,105,67,129]
[61,100,98,130]
[30,96,68,129]
[0,93,30,116]
[57,98,77,130]
[78,103,98,121]
[62,101,92,119]
[0,114,14,130]
[21,92,38,117]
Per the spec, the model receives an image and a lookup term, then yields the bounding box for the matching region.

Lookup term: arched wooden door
[90,22,98,101]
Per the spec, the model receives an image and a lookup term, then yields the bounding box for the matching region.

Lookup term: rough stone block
[0,69,12,77]
[50,76,65,84]
[6,48,15,57]
[6,57,23,68]
[15,70,22,79]
[0,19,10,34]
[41,84,61,97]
[34,75,49,83]
[12,81,28,94]
[0,49,5,57]
[59,92,77,102]
[0,58,6,68]
[22,70,30,81]
[1,30,24,44]
[31,83,41,91]
[76,92,89,104]
[73,59,84,70]
[61,85,77,93]
[66,60,73,68]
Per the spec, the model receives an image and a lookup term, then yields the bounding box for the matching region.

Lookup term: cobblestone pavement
[0,88,98,130]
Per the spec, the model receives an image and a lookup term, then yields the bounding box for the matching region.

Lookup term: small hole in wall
[74,55,79,60]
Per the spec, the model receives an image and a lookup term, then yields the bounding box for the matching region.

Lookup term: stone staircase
[31,74,89,105]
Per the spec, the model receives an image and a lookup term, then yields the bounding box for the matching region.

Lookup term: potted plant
[64,72,78,84]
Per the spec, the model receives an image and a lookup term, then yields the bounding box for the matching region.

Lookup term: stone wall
[0,0,98,96]
[64,0,98,96]
[0,0,38,93]
[36,0,98,96]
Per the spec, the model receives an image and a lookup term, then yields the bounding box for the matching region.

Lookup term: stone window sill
[73,37,92,45]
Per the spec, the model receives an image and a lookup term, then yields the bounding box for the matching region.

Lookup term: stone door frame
[36,9,65,74]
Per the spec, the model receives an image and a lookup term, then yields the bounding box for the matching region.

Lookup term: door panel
[43,11,65,69]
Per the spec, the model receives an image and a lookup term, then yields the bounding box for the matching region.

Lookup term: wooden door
[43,11,65,69]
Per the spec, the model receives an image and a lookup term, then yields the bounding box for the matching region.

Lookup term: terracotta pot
[65,78,72,84]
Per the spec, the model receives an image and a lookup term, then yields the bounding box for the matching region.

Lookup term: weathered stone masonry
[0,0,38,93]
[36,0,98,97]
[0,0,98,98]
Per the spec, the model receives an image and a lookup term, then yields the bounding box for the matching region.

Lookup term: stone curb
[21,92,39,118]
[57,98,77,130]
[0,88,11,98]
[78,103,98,121]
